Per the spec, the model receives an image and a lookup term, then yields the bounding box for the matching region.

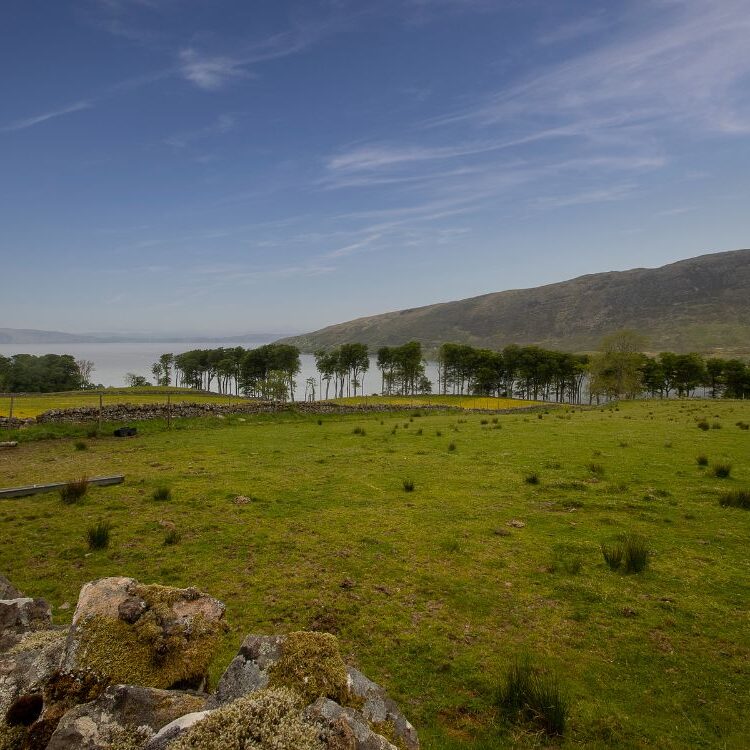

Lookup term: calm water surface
[0,341,439,393]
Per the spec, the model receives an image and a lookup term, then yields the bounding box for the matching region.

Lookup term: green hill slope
[278,249,750,355]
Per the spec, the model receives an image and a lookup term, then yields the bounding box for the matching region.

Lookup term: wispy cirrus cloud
[0,100,93,132]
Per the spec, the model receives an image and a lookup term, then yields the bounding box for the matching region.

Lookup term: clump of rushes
[87,521,112,550]
[317,419,323,426]
[164,529,182,545]
[601,540,624,570]
[352,426,366,435]
[152,486,172,501]
[712,462,732,478]
[448,442,457,452]
[588,463,605,476]
[697,420,710,431]
[736,421,749,430]
[524,473,540,485]
[60,477,88,504]
[436,430,442,437]
[480,419,489,425]
[622,533,649,573]
[496,656,568,736]
[402,479,415,492]
[696,455,709,466]
[718,490,750,509]
[74,440,87,451]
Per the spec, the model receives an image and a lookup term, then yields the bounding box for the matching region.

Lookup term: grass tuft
[496,656,568,736]
[86,521,112,550]
[59,477,88,504]
[402,479,415,493]
[697,419,710,431]
[352,426,366,435]
[718,490,750,509]
[587,462,605,476]
[696,455,708,466]
[524,472,540,485]
[74,440,87,451]
[152,486,172,501]
[448,442,456,452]
[164,528,182,545]
[601,540,624,570]
[712,462,732,478]
[623,533,649,573]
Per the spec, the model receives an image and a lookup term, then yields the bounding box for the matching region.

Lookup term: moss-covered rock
[267,632,349,706]
[64,578,226,690]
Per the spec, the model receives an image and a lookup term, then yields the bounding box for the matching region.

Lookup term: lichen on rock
[166,688,323,750]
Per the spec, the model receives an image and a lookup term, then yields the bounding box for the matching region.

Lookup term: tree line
[0,354,83,393]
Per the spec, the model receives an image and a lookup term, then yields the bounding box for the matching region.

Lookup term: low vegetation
[1,399,748,748]
[59,477,88,504]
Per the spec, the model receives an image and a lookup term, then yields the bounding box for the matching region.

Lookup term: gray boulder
[0,597,52,642]
[305,698,397,750]
[143,709,214,750]
[346,667,419,750]
[0,574,21,600]
[46,684,207,750]
[208,634,284,707]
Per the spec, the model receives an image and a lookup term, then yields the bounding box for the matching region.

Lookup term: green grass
[333,394,542,410]
[0,400,749,748]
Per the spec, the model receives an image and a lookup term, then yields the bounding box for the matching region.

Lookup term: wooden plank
[0,475,124,499]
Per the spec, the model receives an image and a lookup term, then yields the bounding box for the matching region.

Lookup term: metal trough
[0,475,125,499]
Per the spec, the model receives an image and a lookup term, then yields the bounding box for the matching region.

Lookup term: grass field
[0,389,541,419]
[1,400,748,748]
[334,394,544,410]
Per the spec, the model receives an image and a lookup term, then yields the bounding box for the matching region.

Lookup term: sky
[1,0,749,336]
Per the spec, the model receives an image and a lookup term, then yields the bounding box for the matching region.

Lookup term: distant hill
[278,249,750,356]
[0,329,291,345]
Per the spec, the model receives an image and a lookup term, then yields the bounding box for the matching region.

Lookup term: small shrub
[402,479,415,493]
[696,455,708,466]
[496,657,568,736]
[152,486,172,501]
[448,442,456,452]
[697,420,710,431]
[74,440,87,451]
[87,521,112,550]
[60,477,88,504]
[712,462,732,478]
[588,463,605,476]
[718,490,750,509]
[164,529,182,545]
[524,473,540,485]
[623,534,649,573]
[601,540,623,570]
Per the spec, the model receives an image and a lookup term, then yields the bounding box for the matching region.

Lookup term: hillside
[278,249,750,355]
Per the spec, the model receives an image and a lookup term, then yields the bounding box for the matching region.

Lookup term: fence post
[98,393,103,431]
[167,394,172,430]
[9,396,13,419]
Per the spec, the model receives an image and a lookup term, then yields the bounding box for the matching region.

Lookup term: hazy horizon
[2,1,749,334]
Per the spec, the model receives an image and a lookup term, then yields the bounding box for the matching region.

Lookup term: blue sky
[1,0,749,336]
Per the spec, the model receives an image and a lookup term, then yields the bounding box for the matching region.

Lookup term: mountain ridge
[276,249,750,356]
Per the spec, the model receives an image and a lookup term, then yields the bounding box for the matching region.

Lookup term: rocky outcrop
[0,576,21,601]
[46,685,206,750]
[0,574,419,750]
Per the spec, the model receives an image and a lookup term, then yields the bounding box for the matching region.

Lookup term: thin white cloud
[164,114,237,148]
[178,49,252,90]
[1,100,92,132]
